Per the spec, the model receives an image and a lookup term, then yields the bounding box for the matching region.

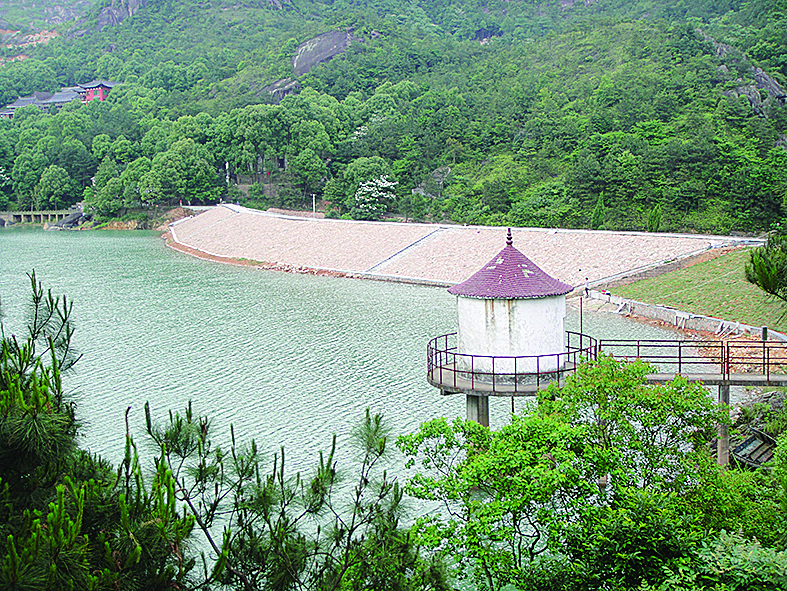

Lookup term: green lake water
[1,226,678,471]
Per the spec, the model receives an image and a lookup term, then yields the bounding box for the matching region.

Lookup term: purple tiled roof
[448,229,574,299]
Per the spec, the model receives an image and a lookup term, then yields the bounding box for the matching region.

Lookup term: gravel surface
[167,205,750,289]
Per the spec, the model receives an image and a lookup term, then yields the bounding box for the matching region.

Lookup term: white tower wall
[455,295,566,374]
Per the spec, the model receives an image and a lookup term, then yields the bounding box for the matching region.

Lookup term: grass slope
[611,247,787,333]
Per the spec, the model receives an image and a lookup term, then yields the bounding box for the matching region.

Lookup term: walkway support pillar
[717,384,730,467]
[466,394,489,427]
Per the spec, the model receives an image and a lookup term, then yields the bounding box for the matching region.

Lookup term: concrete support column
[717,384,730,467]
[466,394,489,427]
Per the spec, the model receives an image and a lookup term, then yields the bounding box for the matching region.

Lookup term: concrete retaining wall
[589,290,787,341]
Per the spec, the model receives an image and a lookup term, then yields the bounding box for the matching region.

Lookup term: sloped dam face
[1,227,679,471]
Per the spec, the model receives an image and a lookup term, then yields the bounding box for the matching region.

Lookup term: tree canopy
[746,228,787,316]
[0,0,786,231]
[398,355,787,591]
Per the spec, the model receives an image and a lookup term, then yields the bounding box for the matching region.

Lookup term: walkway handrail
[429,336,787,395]
[597,338,787,380]
[427,331,597,395]
[0,209,73,215]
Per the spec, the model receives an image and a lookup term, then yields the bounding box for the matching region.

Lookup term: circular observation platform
[427,331,597,396]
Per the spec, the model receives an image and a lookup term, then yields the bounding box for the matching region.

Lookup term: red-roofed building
[0,81,117,118]
[77,80,116,103]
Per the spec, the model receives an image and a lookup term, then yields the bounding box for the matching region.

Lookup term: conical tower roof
[448,229,574,299]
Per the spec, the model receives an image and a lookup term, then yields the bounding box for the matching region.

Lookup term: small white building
[429,228,575,426]
[448,228,574,374]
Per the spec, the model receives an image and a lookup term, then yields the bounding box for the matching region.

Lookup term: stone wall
[589,290,787,341]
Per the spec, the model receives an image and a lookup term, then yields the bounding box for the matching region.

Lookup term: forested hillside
[0,0,93,32]
[1,0,787,234]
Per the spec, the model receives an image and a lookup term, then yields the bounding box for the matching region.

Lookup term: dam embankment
[166,204,757,291]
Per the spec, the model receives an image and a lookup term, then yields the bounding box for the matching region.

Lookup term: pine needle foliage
[1,273,450,590]
[0,273,195,591]
[746,231,787,317]
[145,405,451,591]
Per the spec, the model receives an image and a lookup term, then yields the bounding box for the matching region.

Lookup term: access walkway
[428,334,787,397]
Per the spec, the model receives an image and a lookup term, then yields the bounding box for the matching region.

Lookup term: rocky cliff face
[258,30,355,102]
[97,0,147,29]
[0,28,58,50]
[291,30,355,77]
[699,29,787,115]
[0,0,94,30]
[71,0,147,37]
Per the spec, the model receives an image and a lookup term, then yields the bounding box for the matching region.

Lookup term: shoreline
[163,230,368,280]
[165,204,755,290]
[163,206,770,341]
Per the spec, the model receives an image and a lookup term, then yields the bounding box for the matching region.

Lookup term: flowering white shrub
[352,175,398,220]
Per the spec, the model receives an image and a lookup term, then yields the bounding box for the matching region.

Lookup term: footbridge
[428,334,787,465]
[597,338,787,387]
[0,209,73,225]
[428,333,787,397]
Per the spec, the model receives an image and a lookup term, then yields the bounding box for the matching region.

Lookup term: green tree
[35,164,73,210]
[88,176,124,217]
[350,176,398,220]
[0,273,195,590]
[2,267,454,590]
[509,181,578,229]
[92,133,113,161]
[11,149,48,209]
[590,192,606,230]
[111,135,138,165]
[94,155,119,190]
[340,157,396,216]
[647,202,662,232]
[145,405,450,591]
[291,148,328,196]
[398,355,731,591]
[137,139,219,205]
[120,156,152,207]
[55,139,95,190]
[0,165,11,210]
[745,230,787,316]
[168,138,221,204]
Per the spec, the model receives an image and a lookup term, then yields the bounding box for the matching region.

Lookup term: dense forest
[2,0,787,233]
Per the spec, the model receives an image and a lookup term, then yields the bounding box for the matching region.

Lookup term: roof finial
[506,227,513,246]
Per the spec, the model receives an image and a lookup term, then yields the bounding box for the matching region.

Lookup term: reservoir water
[1,226,681,472]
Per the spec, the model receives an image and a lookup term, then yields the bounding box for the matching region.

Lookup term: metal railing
[597,339,787,380]
[427,331,597,395]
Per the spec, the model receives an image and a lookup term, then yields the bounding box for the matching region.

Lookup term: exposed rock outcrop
[753,66,787,101]
[291,30,355,77]
[720,66,787,116]
[97,0,147,29]
[45,211,92,230]
[71,0,147,37]
[699,29,787,115]
[258,78,301,102]
[1,29,58,49]
[0,1,92,31]
[260,30,356,102]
